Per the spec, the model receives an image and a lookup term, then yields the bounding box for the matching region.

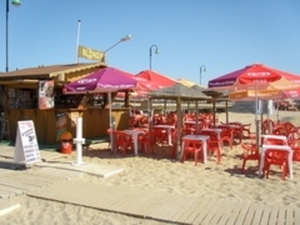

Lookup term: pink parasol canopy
[63,67,137,94]
[208,63,300,92]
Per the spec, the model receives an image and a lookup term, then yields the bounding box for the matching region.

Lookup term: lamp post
[199,65,206,85]
[104,34,132,53]
[149,44,159,70]
[5,0,21,72]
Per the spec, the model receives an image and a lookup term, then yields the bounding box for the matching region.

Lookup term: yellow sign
[78,45,105,62]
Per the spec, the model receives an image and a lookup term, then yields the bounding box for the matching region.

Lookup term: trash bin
[59,131,73,154]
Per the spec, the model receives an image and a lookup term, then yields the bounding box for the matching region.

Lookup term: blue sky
[1,0,299,86]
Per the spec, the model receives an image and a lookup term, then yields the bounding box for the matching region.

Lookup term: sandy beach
[0,110,300,225]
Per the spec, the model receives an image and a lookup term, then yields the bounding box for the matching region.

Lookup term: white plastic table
[152,125,175,145]
[201,128,223,148]
[262,134,288,145]
[201,128,222,139]
[122,129,145,155]
[182,135,210,164]
[258,144,293,179]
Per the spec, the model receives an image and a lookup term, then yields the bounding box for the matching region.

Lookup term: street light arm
[149,44,159,70]
[104,34,132,53]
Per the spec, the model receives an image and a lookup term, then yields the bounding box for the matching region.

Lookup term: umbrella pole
[225,100,229,123]
[195,100,199,133]
[108,92,114,153]
[212,98,216,126]
[148,98,152,129]
[255,83,261,154]
[176,97,181,160]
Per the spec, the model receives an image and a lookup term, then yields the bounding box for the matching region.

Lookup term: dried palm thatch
[148,83,210,101]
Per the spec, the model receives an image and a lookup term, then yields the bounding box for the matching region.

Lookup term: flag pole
[75,19,81,63]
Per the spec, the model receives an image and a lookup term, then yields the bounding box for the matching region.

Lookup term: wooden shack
[0,63,130,144]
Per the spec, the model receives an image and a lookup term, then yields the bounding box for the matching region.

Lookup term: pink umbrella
[63,66,138,152]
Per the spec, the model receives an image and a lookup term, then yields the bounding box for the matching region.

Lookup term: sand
[0,110,299,225]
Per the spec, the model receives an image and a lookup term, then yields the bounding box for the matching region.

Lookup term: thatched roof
[148,83,210,100]
[201,87,229,99]
[0,62,105,80]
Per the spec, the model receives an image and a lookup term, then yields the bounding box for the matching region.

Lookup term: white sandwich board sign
[14,120,41,166]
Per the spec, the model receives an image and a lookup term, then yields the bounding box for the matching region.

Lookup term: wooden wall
[4,108,129,144]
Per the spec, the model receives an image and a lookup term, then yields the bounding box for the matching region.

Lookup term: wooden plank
[190,198,219,224]
[179,197,212,224]
[142,195,178,219]
[24,170,80,181]
[0,188,14,199]
[251,203,264,225]
[0,185,23,195]
[170,196,198,222]
[223,200,245,225]
[10,174,55,186]
[259,204,271,225]
[143,193,177,219]
[295,207,300,224]
[147,194,184,220]
[242,203,256,225]
[285,207,294,225]
[0,180,33,191]
[31,168,82,179]
[268,205,279,225]
[234,201,251,225]
[277,206,286,225]
[114,190,163,216]
[157,195,189,222]
[216,200,238,225]
[206,199,230,225]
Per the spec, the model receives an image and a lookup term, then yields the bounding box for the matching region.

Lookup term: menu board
[14,120,41,165]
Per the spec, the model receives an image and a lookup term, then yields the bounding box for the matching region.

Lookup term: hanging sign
[77,45,105,62]
[14,120,41,165]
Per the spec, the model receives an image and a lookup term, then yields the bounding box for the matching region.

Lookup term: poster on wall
[70,112,79,127]
[38,80,54,109]
[56,112,67,141]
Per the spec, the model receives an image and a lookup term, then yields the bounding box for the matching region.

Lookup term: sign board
[38,80,55,109]
[14,120,41,166]
[77,45,105,62]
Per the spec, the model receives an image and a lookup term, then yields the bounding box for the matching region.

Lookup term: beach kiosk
[0,63,131,144]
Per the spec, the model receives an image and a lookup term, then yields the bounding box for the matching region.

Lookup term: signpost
[14,120,41,167]
[77,45,105,62]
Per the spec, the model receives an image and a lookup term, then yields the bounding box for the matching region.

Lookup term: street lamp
[104,34,132,53]
[199,65,206,85]
[5,0,21,72]
[149,44,159,70]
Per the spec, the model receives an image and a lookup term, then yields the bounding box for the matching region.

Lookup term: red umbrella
[136,69,177,88]
[116,69,161,97]
[208,63,300,91]
[208,63,300,151]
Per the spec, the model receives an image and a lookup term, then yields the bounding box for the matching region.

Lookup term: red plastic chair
[283,121,295,131]
[242,123,252,139]
[199,130,222,164]
[220,126,234,149]
[273,125,290,137]
[170,131,182,159]
[263,149,289,181]
[152,127,168,144]
[138,131,156,154]
[113,131,133,156]
[262,119,275,134]
[181,139,203,166]
[288,139,300,162]
[182,127,196,135]
[225,122,243,144]
[241,142,260,173]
